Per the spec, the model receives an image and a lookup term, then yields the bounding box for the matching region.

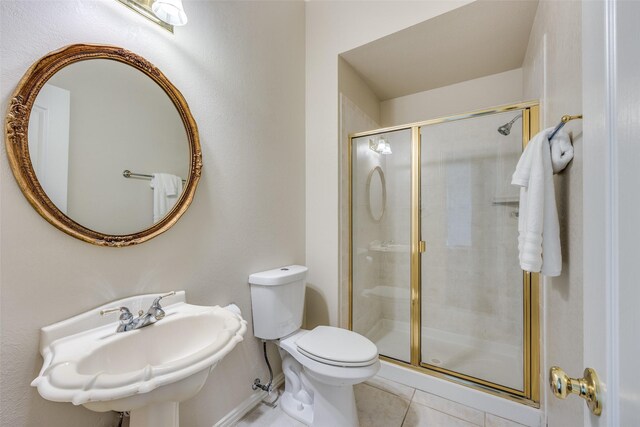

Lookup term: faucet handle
[100,307,126,316]
[159,291,176,299]
[100,307,134,331]
[148,291,176,320]
[151,291,176,306]
[100,306,131,316]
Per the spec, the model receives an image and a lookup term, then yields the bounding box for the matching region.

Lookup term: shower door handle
[419,241,426,253]
[549,366,602,415]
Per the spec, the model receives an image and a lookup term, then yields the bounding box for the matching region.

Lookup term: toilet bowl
[277,327,380,426]
[248,266,380,426]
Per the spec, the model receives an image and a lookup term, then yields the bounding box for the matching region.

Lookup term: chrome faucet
[100,291,175,333]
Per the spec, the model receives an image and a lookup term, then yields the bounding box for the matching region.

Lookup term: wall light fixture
[152,0,188,26]
[115,0,188,32]
[369,137,392,155]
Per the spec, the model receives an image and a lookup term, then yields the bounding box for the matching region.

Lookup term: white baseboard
[213,372,284,427]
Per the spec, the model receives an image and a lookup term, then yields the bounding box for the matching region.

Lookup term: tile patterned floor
[237,376,527,427]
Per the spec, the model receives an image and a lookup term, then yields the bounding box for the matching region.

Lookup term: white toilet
[248,265,380,427]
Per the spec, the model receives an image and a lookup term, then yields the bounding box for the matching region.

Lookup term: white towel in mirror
[150,173,183,223]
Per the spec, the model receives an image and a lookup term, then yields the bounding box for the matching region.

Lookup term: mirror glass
[367,166,386,222]
[28,59,190,235]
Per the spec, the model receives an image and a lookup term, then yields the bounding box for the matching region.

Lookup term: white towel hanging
[549,128,574,173]
[511,127,562,277]
[150,173,183,223]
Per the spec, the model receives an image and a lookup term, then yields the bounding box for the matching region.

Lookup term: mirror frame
[366,166,386,222]
[4,44,202,247]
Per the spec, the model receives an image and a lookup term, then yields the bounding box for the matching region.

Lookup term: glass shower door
[349,102,539,402]
[351,128,412,363]
[419,110,526,392]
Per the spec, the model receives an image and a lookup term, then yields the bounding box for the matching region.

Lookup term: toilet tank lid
[248,265,308,286]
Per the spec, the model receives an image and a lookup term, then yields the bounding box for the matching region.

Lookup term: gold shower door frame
[348,101,540,406]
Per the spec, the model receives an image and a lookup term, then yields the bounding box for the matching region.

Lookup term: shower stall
[349,102,540,404]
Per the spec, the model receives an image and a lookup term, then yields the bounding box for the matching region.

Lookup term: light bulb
[152,0,188,26]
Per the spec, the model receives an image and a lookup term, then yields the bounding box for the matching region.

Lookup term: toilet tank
[248,265,308,340]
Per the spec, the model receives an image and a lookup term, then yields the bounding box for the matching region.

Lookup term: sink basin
[31,291,247,427]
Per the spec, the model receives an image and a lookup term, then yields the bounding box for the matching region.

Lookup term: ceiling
[340,0,539,101]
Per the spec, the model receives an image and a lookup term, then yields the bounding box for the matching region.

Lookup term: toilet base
[278,348,360,427]
[279,347,314,425]
[280,388,314,425]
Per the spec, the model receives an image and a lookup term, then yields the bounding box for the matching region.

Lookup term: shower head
[498,114,522,136]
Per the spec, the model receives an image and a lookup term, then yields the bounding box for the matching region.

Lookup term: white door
[28,83,70,213]
[583,0,640,425]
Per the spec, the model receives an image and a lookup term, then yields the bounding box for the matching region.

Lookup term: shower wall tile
[353,296,382,336]
[411,390,485,426]
[419,140,524,348]
[381,285,411,323]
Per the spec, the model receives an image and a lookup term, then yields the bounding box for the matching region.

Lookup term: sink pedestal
[130,402,179,427]
[106,368,210,427]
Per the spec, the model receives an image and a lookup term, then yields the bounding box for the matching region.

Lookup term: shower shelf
[368,241,410,253]
[362,285,410,300]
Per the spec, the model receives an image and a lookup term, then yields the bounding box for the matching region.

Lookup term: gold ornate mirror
[5,44,201,247]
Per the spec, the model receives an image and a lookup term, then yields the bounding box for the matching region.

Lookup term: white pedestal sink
[31,291,247,427]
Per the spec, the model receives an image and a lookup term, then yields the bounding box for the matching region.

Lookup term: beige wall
[306,0,474,329]
[380,68,524,127]
[338,57,381,125]
[521,1,583,425]
[0,1,305,426]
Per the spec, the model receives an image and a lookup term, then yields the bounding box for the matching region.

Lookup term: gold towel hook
[561,114,583,123]
[550,114,583,140]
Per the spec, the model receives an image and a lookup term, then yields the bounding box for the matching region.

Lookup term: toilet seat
[295,326,378,367]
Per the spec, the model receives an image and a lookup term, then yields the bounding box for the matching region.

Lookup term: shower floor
[367,319,524,391]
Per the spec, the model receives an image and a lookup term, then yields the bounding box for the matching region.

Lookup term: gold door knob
[549,366,602,416]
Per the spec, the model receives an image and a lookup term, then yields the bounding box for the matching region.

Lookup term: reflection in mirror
[366,166,386,222]
[28,59,190,235]
[6,44,200,246]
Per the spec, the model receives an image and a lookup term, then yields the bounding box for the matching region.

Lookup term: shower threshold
[366,319,523,392]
